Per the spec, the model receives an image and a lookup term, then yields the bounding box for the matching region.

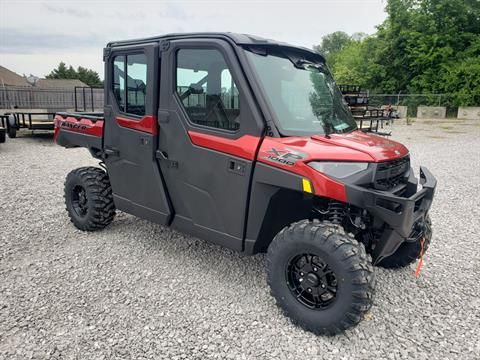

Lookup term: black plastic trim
[345,166,436,263]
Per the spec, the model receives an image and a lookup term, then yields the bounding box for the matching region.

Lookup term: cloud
[0,28,106,54]
[1,1,387,77]
[163,3,187,20]
[43,4,90,18]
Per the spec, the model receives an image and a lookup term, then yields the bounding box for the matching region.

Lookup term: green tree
[314,31,352,57]
[76,66,103,87]
[316,0,480,106]
[46,62,103,87]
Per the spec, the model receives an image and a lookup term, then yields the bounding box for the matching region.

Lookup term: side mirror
[189,83,204,95]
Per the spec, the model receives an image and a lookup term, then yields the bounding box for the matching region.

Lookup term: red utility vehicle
[54,33,436,335]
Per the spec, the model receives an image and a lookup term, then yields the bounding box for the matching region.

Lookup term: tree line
[46,62,103,88]
[314,0,480,107]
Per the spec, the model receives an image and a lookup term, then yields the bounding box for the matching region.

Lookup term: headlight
[308,162,369,179]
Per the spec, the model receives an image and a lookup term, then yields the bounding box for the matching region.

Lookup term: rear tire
[378,215,432,269]
[0,130,5,143]
[267,220,375,335]
[64,167,116,231]
[7,114,17,138]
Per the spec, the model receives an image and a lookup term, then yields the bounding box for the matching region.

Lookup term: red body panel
[55,112,408,204]
[54,115,104,141]
[187,130,409,202]
[116,115,158,135]
[311,131,409,162]
[258,137,348,201]
[188,131,261,161]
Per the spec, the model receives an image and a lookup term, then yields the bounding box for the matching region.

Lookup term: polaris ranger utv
[54,33,436,335]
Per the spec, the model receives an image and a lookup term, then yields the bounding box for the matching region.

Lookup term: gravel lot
[1,119,479,359]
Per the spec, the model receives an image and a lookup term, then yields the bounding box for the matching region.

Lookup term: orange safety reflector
[415,238,425,278]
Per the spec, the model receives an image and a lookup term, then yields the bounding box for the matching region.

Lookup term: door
[157,39,264,251]
[103,43,172,224]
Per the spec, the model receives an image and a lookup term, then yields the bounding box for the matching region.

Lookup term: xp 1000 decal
[263,148,307,166]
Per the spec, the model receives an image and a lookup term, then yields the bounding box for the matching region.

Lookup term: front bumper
[345,166,437,263]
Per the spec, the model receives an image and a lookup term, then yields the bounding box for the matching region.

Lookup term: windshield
[246,48,357,136]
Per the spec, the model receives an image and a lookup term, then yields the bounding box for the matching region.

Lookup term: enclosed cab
[54,33,436,335]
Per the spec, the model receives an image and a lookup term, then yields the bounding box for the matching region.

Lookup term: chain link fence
[367,93,459,117]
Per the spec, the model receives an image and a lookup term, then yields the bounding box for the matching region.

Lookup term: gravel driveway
[1,120,479,359]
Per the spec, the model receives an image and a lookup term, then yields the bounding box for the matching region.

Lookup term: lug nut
[321,284,326,288]
[299,278,303,282]
[308,288,312,292]
[313,267,317,272]
[300,272,304,276]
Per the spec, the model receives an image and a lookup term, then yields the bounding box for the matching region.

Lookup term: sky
[0,0,387,79]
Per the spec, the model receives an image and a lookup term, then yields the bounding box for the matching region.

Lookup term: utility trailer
[3,86,102,139]
[4,112,56,138]
[339,85,395,136]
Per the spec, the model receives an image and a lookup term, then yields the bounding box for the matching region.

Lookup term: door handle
[104,147,120,157]
[228,159,246,175]
[156,150,178,168]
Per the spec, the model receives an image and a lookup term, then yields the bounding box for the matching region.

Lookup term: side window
[112,53,147,116]
[113,56,125,112]
[176,49,240,131]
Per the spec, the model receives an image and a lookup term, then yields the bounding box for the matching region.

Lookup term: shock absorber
[328,201,345,224]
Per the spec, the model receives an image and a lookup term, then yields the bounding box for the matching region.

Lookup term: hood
[311,131,409,161]
[259,130,409,164]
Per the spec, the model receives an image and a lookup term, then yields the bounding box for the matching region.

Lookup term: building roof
[1,66,88,89]
[0,65,30,87]
[35,78,88,89]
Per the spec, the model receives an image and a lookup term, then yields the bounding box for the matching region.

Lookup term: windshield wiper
[322,121,335,138]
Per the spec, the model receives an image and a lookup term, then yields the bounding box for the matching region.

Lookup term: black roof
[107,32,323,60]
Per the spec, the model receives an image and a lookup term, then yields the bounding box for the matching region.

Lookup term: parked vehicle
[54,33,436,335]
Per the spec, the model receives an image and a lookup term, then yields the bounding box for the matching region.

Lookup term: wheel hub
[305,272,320,287]
[286,253,337,309]
[72,185,88,217]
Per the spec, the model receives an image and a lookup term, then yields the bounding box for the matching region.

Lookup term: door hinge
[158,110,170,124]
[156,150,178,168]
[103,47,112,61]
[159,40,170,52]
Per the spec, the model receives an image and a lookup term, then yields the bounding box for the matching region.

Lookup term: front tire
[267,220,375,335]
[64,167,116,231]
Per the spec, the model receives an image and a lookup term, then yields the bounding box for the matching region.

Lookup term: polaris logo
[59,121,90,131]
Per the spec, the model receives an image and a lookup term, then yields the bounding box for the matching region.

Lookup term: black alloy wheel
[71,185,89,218]
[286,253,337,309]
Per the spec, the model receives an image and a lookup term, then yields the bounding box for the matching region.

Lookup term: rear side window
[176,49,240,131]
[113,56,125,111]
[112,54,148,116]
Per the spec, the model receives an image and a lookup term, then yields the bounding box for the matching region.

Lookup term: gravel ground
[0,119,479,359]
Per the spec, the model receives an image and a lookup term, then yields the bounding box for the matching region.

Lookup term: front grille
[374,155,410,191]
